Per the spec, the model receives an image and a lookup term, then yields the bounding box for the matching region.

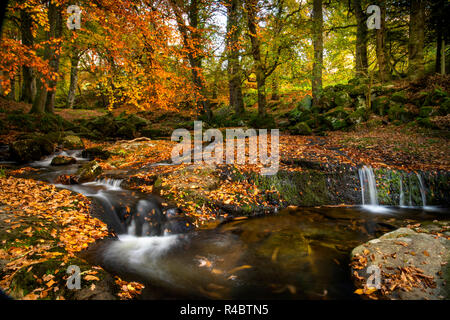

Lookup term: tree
[225,0,245,114]
[312,0,323,107]
[169,0,213,120]
[407,0,425,80]
[375,0,389,81]
[351,0,368,77]
[19,5,35,103]
[30,1,63,114]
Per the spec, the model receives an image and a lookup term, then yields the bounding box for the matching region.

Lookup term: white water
[84,178,123,190]
[31,150,88,167]
[359,166,429,212]
[358,166,392,213]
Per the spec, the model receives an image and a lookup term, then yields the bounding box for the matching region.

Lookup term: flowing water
[6,151,450,299]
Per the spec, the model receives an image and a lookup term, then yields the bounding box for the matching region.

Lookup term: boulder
[82,147,111,160]
[51,155,76,166]
[117,124,136,139]
[289,122,312,135]
[387,103,414,122]
[297,95,313,111]
[76,160,103,183]
[62,135,84,149]
[351,227,450,300]
[9,136,55,163]
[334,91,353,108]
[391,91,408,103]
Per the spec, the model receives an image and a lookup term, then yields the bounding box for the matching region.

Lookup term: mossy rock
[348,107,368,125]
[76,160,102,183]
[371,96,389,116]
[62,135,84,149]
[334,91,353,108]
[439,97,450,115]
[419,106,439,118]
[289,122,312,135]
[247,114,276,129]
[391,91,408,103]
[51,155,76,166]
[9,136,55,163]
[81,147,111,160]
[387,103,414,122]
[117,124,136,139]
[324,106,350,119]
[297,95,312,110]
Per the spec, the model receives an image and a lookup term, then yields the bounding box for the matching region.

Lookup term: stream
[3,149,450,299]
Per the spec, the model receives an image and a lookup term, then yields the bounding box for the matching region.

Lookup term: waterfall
[399,176,405,207]
[358,166,378,205]
[416,172,427,207]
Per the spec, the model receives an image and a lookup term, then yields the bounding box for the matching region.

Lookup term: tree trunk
[271,74,279,101]
[30,2,63,114]
[44,2,63,114]
[226,0,245,114]
[434,0,445,75]
[352,0,368,77]
[312,0,323,107]
[408,0,425,80]
[245,0,266,117]
[376,0,389,82]
[66,49,80,109]
[20,8,34,103]
[170,0,212,120]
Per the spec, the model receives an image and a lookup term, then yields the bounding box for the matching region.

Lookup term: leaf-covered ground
[0,176,143,300]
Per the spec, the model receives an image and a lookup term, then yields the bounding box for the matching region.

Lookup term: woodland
[0,0,449,302]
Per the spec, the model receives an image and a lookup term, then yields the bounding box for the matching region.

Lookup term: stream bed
[4,150,450,299]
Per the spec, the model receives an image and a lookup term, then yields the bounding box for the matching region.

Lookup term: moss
[289,122,312,135]
[251,170,329,206]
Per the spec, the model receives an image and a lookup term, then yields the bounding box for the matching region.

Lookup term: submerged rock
[51,155,76,166]
[351,227,450,300]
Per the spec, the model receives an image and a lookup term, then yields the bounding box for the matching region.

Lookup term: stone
[351,227,450,300]
[290,122,312,135]
[51,155,76,166]
[81,147,111,160]
[76,160,103,183]
[9,136,55,163]
[62,135,84,149]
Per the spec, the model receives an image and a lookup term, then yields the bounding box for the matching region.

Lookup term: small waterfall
[399,176,405,207]
[416,172,427,207]
[358,166,378,206]
[85,178,123,190]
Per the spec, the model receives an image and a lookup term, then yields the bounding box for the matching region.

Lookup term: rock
[387,103,414,122]
[289,122,312,135]
[9,139,42,163]
[348,107,368,125]
[297,95,312,110]
[50,155,76,166]
[9,136,55,163]
[371,96,389,116]
[391,91,408,103]
[62,135,84,149]
[82,147,111,160]
[351,227,450,300]
[76,160,103,183]
[117,124,136,139]
[419,106,438,118]
[334,91,352,108]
